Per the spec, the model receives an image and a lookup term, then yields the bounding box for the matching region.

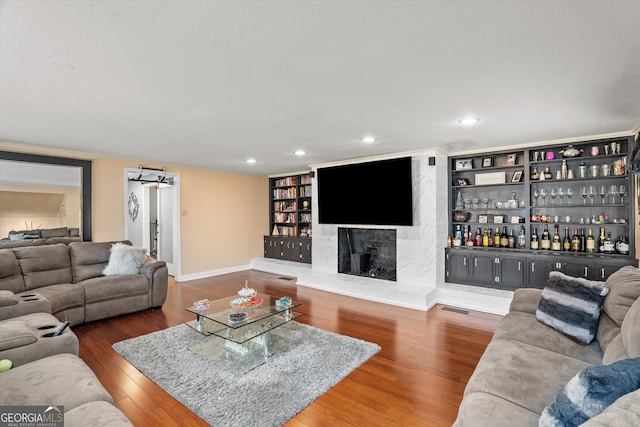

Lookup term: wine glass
[618,184,627,205]
[609,185,618,205]
[549,188,557,206]
[588,186,596,205]
[557,188,564,206]
[566,188,574,205]
[540,188,548,206]
[532,189,539,206]
[600,186,608,205]
[581,186,588,205]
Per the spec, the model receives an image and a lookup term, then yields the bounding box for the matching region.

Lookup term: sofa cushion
[81,275,149,304]
[540,357,640,427]
[68,227,80,237]
[0,320,37,351]
[69,241,115,282]
[40,227,69,238]
[536,272,608,344]
[595,312,621,354]
[102,243,146,276]
[34,283,85,314]
[13,244,72,290]
[0,290,17,306]
[0,249,25,293]
[602,265,640,327]
[621,297,640,358]
[0,353,113,410]
[580,389,640,426]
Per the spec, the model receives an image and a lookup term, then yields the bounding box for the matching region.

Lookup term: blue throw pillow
[539,357,640,427]
[536,271,608,344]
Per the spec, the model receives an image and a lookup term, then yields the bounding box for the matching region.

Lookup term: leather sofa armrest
[140,258,168,308]
[509,288,542,314]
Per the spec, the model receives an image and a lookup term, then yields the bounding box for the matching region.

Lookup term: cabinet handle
[601,268,606,279]
[464,257,467,266]
[518,261,522,271]
[584,266,589,277]
[474,258,478,267]
[531,263,535,272]
[495,276,500,283]
[495,258,500,264]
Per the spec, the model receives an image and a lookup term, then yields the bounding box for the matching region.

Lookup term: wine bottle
[500,226,509,248]
[540,224,551,250]
[530,227,539,250]
[551,225,561,251]
[518,226,526,249]
[598,227,606,253]
[508,229,515,249]
[579,228,586,253]
[617,235,629,255]
[475,228,482,247]
[571,228,581,252]
[563,227,571,252]
[585,229,596,253]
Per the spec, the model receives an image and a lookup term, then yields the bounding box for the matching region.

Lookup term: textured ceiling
[1,1,639,175]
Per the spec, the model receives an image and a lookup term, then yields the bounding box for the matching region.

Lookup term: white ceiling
[1,1,639,176]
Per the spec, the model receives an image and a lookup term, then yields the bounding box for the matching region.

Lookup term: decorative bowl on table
[230,296,263,309]
[193,299,210,313]
[275,296,292,308]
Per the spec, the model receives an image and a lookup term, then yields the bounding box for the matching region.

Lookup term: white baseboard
[177,264,251,282]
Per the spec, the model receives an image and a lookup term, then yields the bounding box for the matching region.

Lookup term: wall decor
[455,159,473,170]
[482,157,493,168]
[511,170,523,183]
[505,153,517,166]
[128,192,139,222]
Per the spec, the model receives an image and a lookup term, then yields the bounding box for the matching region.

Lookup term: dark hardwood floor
[73,270,502,426]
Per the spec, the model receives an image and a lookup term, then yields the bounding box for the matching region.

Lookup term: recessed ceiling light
[246,158,256,164]
[294,150,306,156]
[458,117,480,126]
[362,136,376,143]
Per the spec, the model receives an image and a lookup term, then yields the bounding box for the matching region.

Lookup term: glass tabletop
[186,294,301,334]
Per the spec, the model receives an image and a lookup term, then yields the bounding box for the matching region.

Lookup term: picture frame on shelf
[478,215,488,224]
[494,215,504,224]
[505,153,517,166]
[454,178,470,186]
[511,170,523,183]
[482,157,493,168]
[455,159,473,170]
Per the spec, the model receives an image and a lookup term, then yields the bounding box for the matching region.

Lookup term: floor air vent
[442,306,470,315]
[278,277,295,281]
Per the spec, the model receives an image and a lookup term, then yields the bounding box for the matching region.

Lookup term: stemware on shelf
[532,189,539,206]
[581,186,588,205]
[540,188,548,206]
[609,185,618,205]
[600,186,608,205]
[549,188,557,206]
[588,186,596,205]
[566,188,574,205]
[557,188,565,206]
[619,184,627,205]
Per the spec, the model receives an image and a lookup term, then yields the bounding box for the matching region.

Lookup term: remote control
[53,321,70,336]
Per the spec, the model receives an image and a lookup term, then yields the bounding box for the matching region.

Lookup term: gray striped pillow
[536,271,609,344]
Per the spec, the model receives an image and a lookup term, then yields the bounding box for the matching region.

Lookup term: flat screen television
[317,157,413,226]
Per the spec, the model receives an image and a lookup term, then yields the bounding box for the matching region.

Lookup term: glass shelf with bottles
[449,224,527,250]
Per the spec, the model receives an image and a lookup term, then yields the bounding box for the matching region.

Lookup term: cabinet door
[497,256,526,290]
[471,254,495,286]
[264,237,280,259]
[556,259,592,280]
[445,251,470,283]
[527,259,554,289]
[594,260,634,281]
[283,238,300,261]
[299,239,311,263]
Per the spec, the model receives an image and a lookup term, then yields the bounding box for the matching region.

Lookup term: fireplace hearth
[337,228,397,281]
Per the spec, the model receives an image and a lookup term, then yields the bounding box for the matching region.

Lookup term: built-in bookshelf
[264,172,312,264]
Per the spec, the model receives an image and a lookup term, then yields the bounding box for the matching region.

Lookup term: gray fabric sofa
[0,227,81,249]
[0,241,168,325]
[454,266,640,426]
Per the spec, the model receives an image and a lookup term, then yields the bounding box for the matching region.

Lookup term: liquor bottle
[598,227,606,253]
[571,228,581,252]
[530,227,539,250]
[453,225,462,247]
[482,230,489,247]
[579,228,586,253]
[500,226,509,248]
[563,227,571,252]
[494,227,501,247]
[603,232,615,254]
[487,229,494,247]
[540,224,551,250]
[585,229,596,253]
[616,235,629,255]
[551,226,561,251]
[518,226,526,249]
[475,228,482,247]
[508,229,515,249]
[466,226,474,247]
[447,235,452,248]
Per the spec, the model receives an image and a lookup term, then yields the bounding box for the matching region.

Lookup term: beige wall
[2,143,269,277]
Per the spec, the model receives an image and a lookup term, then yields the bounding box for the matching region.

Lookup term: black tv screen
[317,157,413,226]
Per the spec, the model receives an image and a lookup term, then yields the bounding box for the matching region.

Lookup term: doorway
[124,167,180,278]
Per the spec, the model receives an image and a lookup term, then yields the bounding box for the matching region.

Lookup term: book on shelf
[273,187,297,199]
[274,176,297,187]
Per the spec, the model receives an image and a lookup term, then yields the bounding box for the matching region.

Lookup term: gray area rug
[113,321,380,427]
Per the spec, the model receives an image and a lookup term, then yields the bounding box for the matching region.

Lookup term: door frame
[123,168,181,279]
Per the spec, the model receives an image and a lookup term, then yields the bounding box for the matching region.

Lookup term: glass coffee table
[185,293,301,373]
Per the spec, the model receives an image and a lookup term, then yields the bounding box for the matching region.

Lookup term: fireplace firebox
[337,228,397,281]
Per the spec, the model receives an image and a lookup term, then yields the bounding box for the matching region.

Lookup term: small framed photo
[494,215,504,224]
[511,170,523,183]
[455,159,473,170]
[510,216,521,224]
[454,178,470,186]
[505,153,517,166]
[478,215,488,224]
[482,157,493,168]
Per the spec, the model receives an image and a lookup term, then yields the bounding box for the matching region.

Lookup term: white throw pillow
[103,243,147,275]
